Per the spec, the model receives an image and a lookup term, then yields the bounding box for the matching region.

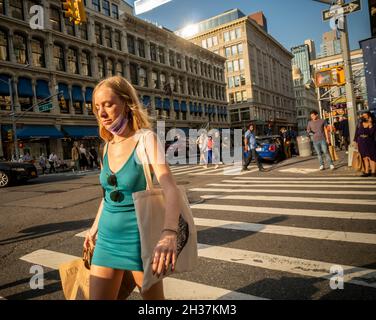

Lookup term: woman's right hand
[83,230,96,251]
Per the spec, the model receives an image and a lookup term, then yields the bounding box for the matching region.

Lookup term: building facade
[0,0,228,161]
[291,44,312,85]
[319,30,341,58]
[310,49,368,119]
[176,9,296,134]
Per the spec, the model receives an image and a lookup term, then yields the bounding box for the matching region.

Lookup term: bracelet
[162,228,178,235]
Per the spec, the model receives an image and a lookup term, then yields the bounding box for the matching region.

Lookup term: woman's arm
[142,131,181,276]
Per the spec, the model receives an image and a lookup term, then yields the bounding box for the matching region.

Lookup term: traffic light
[7,129,13,141]
[61,0,86,25]
[315,66,346,87]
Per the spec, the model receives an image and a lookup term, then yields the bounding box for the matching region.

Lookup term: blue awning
[189,102,193,113]
[181,101,187,112]
[0,74,10,95]
[173,100,179,112]
[62,126,98,138]
[58,83,70,100]
[36,80,50,99]
[143,95,151,107]
[163,98,170,111]
[193,103,197,113]
[16,125,63,139]
[72,85,83,102]
[85,87,94,103]
[155,97,162,110]
[18,77,33,97]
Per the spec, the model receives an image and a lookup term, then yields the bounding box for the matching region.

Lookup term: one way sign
[322,0,361,21]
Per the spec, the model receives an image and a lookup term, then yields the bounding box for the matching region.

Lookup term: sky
[127,0,371,53]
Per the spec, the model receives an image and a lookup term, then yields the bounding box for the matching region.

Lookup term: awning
[173,100,180,112]
[85,87,94,103]
[18,77,33,97]
[163,98,170,111]
[36,80,50,99]
[0,74,10,95]
[62,126,98,138]
[189,102,193,113]
[181,101,187,112]
[58,83,70,100]
[72,85,83,102]
[198,103,202,113]
[155,97,162,110]
[16,125,64,139]
[143,95,151,107]
[193,103,197,113]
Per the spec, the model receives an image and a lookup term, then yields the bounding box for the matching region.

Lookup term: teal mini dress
[92,143,146,271]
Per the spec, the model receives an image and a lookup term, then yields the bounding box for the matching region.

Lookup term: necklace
[111,137,129,144]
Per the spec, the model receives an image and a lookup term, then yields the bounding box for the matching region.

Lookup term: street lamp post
[8,77,19,160]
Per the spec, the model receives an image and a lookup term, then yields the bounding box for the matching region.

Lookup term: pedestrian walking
[353,112,376,177]
[89,146,99,169]
[207,136,213,165]
[243,123,264,172]
[83,76,181,300]
[39,153,47,175]
[48,152,57,173]
[264,122,273,136]
[196,131,208,168]
[338,116,350,153]
[280,127,292,159]
[71,141,80,172]
[306,110,334,171]
[79,144,89,171]
[212,131,221,169]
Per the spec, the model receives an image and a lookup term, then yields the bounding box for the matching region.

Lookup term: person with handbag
[83,76,182,300]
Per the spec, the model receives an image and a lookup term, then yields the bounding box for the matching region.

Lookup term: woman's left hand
[151,230,177,277]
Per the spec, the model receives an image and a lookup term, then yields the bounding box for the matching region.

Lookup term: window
[129,63,138,85]
[235,27,241,38]
[201,39,207,49]
[111,3,119,19]
[54,44,65,71]
[169,50,175,67]
[179,77,184,93]
[233,60,239,72]
[176,53,182,69]
[65,18,75,36]
[158,47,165,64]
[207,37,213,48]
[0,0,4,14]
[224,31,229,42]
[127,34,135,55]
[67,48,78,74]
[95,24,102,45]
[31,38,45,67]
[170,76,176,92]
[103,0,110,16]
[150,43,157,61]
[232,45,237,55]
[152,71,158,89]
[227,61,233,73]
[237,43,243,54]
[50,7,61,32]
[114,31,121,51]
[239,59,244,71]
[139,67,147,87]
[213,36,218,46]
[115,62,123,76]
[14,33,27,64]
[106,59,114,76]
[242,90,247,102]
[97,56,105,78]
[92,0,100,12]
[229,93,235,104]
[228,77,234,88]
[81,51,91,76]
[194,60,198,74]
[80,23,88,40]
[160,73,166,88]
[0,30,9,61]
[235,92,242,103]
[225,47,231,57]
[230,29,236,40]
[10,0,24,20]
[240,74,246,86]
[104,27,112,47]
[138,39,145,58]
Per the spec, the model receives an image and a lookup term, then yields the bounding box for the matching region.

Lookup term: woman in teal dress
[83,76,181,300]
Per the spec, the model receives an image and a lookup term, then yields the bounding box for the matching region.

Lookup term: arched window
[107,58,114,77]
[0,74,11,111]
[81,51,91,76]
[0,29,8,61]
[18,77,33,112]
[54,43,65,71]
[31,38,45,67]
[116,62,124,77]
[10,0,24,20]
[104,27,112,48]
[97,56,105,78]
[13,33,28,64]
[139,67,147,87]
[67,47,78,74]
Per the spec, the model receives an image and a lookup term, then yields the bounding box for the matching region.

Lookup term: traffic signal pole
[337,0,358,166]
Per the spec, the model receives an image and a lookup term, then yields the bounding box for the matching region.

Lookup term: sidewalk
[268,151,362,176]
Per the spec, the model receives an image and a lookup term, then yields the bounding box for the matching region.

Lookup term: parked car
[255,135,285,162]
[0,161,38,188]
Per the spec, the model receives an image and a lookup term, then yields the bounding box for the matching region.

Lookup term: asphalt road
[1,158,376,300]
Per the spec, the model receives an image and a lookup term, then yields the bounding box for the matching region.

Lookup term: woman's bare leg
[131,271,165,300]
[89,265,124,300]
[364,157,370,174]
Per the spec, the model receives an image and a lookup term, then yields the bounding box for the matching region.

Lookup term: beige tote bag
[132,131,198,293]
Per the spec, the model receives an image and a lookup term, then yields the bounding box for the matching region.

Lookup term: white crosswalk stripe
[221,179,376,185]
[207,183,376,189]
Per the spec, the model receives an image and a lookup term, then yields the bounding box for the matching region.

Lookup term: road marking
[20,249,266,300]
[233,177,376,181]
[278,168,319,174]
[190,187,376,196]
[200,195,376,206]
[193,218,376,245]
[221,180,376,185]
[196,244,376,289]
[191,203,376,220]
[192,167,259,176]
[208,183,376,189]
[173,167,214,176]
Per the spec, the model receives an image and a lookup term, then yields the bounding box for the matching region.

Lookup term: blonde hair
[92,76,151,142]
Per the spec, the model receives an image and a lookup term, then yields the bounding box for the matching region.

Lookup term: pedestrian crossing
[14,174,376,300]
[169,164,269,176]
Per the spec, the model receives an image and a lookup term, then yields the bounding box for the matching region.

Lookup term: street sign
[322,0,361,21]
[38,102,53,112]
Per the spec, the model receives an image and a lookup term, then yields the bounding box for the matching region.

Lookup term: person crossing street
[242,123,264,172]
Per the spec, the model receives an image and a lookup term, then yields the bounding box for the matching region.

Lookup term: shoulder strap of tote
[139,131,154,191]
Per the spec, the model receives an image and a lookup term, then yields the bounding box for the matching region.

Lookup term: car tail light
[269,145,276,152]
